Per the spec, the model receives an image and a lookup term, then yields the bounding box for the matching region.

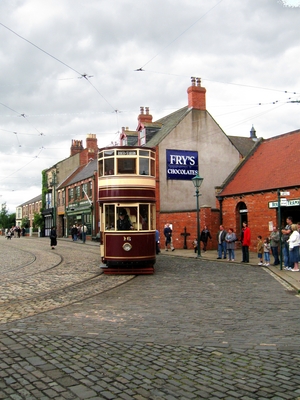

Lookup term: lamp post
[52,171,57,228]
[192,174,204,258]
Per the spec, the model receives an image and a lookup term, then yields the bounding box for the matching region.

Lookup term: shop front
[66,200,93,238]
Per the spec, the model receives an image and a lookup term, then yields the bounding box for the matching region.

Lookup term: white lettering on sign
[169,155,196,166]
[167,168,197,175]
[268,199,300,208]
[123,236,131,241]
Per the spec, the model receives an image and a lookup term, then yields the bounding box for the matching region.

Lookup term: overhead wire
[135,0,225,70]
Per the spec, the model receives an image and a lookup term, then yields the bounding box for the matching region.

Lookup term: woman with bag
[50,226,57,250]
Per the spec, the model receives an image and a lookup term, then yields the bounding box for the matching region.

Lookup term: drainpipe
[216,196,223,225]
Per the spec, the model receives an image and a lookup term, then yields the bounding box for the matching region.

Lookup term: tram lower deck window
[103,204,153,231]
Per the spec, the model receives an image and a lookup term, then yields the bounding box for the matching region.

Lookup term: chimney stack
[86,133,98,157]
[138,106,153,124]
[187,77,206,110]
[70,139,84,156]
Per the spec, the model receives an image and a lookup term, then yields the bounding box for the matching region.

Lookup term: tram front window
[104,158,114,175]
[117,158,136,174]
[139,158,149,175]
[105,205,115,230]
[104,205,153,231]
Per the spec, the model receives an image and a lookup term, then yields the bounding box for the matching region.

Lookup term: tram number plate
[123,236,132,241]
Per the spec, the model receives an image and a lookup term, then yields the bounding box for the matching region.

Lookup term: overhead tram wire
[0,22,118,113]
[135,0,225,71]
[141,69,300,96]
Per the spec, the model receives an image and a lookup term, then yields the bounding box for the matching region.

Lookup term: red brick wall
[221,190,300,252]
[158,207,220,250]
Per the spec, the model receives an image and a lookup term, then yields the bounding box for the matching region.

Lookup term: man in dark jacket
[200,225,212,252]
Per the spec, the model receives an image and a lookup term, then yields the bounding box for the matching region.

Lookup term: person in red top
[241,221,251,263]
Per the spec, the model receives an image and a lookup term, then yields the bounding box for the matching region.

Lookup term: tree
[21,216,30,228]
[0,203,10,229]
[33,212,44,229]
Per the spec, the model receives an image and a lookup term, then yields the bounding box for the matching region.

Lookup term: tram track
[0,238,135,324]
[0,273,135,325]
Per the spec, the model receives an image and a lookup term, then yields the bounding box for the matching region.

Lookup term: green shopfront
[66,200,93,238]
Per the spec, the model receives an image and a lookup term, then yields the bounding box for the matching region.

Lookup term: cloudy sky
[0,0,299,213]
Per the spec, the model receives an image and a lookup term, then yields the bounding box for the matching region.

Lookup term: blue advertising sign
[166,149,198,180]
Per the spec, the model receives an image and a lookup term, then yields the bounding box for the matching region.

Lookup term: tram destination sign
[268,199,300,208]
[166,149,198,180]
[117,150,137,155]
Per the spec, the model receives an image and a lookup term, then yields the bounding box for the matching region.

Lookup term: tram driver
[117,208,133,230]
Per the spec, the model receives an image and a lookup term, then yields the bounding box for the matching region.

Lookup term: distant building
[58,158,98,238]
[16,194,42,229]
[42,134,99,237]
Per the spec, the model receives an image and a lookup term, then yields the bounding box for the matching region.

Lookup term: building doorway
[236,201,248,240]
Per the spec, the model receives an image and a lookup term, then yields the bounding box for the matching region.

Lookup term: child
[263,237,271,266]
[257,235,263,265]
[192,238,198,254]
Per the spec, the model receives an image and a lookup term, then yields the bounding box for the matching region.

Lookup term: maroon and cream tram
[98,146,156,274]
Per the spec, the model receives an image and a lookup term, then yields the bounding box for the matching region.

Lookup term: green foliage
[21,216,30,228]
[33,212,44,229]
[8,213,16,227]
[0,203,10,229]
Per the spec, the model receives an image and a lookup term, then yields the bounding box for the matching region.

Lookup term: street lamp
[192,174,204,258]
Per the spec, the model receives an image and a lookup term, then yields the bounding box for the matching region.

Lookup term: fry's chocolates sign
[166,149,198,180]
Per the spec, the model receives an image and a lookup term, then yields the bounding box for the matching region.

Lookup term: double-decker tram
[98,146,156,274]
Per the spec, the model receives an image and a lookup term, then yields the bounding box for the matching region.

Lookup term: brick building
[16,194,42,232]
[216,129,300,251]
[120,78,257,250]
[58,158,98,239]
[42,134,98,237]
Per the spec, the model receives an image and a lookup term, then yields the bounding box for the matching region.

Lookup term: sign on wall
[166,150,198,180]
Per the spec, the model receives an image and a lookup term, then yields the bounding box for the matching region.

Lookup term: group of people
[281,217,300,272]
[216,223,251,262]
[257,218,300,270]
[71,224,88,243]
[5,226,25,239]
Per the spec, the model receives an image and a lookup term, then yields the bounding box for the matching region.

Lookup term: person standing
[217,225,227,259]
[241,222,251,263]
[281,216,293,268]
[225,228,237,261]
[50,226,57,250]
[192,238,198,254]
[82,224,87,243]
[269,226,280,265]
[287,224,300,271]
[200,225,212,252]
[263,237,271,266]
[164,223,174,251]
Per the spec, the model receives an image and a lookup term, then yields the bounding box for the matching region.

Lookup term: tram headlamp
[122,242,132,251]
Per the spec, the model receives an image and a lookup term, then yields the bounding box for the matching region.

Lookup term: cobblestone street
[0,237,300,399]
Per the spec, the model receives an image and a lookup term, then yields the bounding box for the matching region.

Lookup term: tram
[98,146,156,274]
